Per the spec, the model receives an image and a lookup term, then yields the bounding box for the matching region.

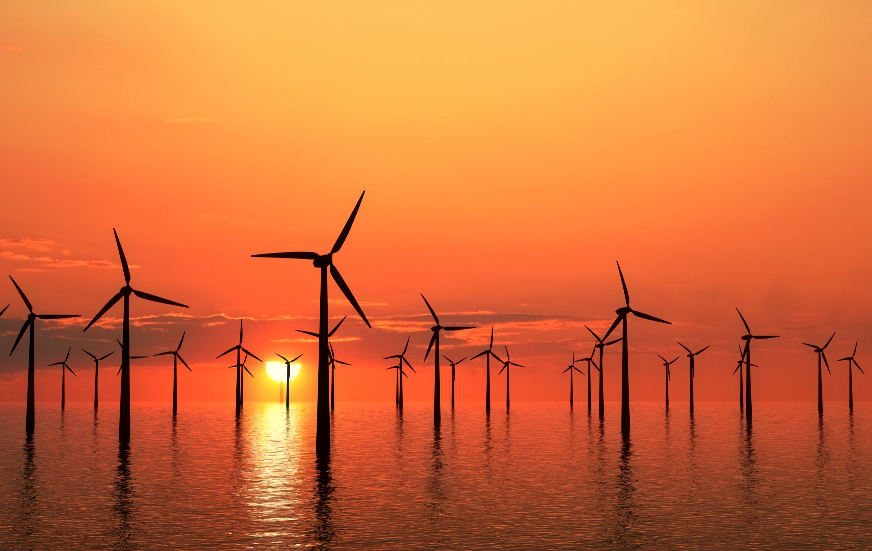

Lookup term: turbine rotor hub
[313,254,332,268]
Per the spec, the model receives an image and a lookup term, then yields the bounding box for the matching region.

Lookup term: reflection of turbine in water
[613,438,637,548]
[312,458,336,547]
[114,444,136,549]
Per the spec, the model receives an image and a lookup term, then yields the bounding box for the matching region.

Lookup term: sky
[1,1,871,407]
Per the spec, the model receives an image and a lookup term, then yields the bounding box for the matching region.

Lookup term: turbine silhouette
[227,353,255,401]
[586,325,622,419]
[732,344,756,411]
[677,342,709,414]
[470,328,501,414]
[442,355,466,409]
[82,348,114,411]
[603,262,671,437]
[838,341,864,413]
[299,317,347,412]
[83,229,187,443]
[217,320,262,414]
[563,352,589,407]
[252,191,371,457]
[48,347,76,411]
[657,355,680,410]
[9,276,79,434]
[115,338,147,375]
[153,331,191,416]
[385,336,414,410]
[803,332,835,415]
[492,346,524,410]
[736,308,778,422]
[275,352,303,409]
[327,342,350,412]
[421,294,475,424]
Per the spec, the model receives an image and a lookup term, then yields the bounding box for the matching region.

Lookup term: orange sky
[1,2,871,406]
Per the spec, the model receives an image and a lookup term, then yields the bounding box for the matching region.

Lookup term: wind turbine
[115,338,147,375]
[9,276,79,434]
[803,332,835,415]
[603,262,671,437]
[299,317,347,412]
[736,308,778,422]
[470,328,501,414]
[275,352,303,409]
[442,355,467,409]
[732,344,756,411]
[217,320,262,414]
[421,294,475,424]
[586,325,622,419]
[252,191,372,457]
[83,229,188,443]
[658,355,680,410]
[677,342,709,414]
[48,347,76,411]
[838,341,864,413]
[227,353,255,402]
[327,342,350,411]
[82,348,114,411]
[153,332,191,416]
[385,336,414,410]
[563,352,585,407]
[492,346,524,410]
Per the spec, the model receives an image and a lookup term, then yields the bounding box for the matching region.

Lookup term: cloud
[164,117,216,124]
[1,251,31,261]
[0,44,21,53]
[0,238,56,251]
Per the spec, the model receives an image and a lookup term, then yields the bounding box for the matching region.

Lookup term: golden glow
[266,361,301,384]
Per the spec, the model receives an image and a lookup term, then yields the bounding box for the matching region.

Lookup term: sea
[1,400,870,549]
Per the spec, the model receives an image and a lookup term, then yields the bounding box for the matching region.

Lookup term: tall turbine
[82,349,114,411]
[736,308,779,422]
[492,346,524,410]
[657,355,679,410]
[252,191,371,457]
[153,332,191,416]
[732,344,756,411]
[48,347,76,411]
[217,320,262,414]
[275,353,303,409]
[84,229,187,444]
[9,276,79,434]
[803,332,835,415]
[838,341,864,413]
[603,262,671,437]
[677,342,709,414]
[563,352,585,407]
[421,294,474,424]
[470,328,500,414]
[385,336,414,410]
[442,355,467,409]
[586,325,622,419]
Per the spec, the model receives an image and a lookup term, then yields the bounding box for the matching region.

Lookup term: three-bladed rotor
[803,332,836,374]
[604,262,671,339]
[492,346,525,375]
[563,352,586,375]
[9,276,80,355]
[48,346,77,377]
[839,341,864,375]
[470,327,501,363]
[154,331,192,372]
[217,320,263,363]
[658,354,680,381]
[421,294,475,360]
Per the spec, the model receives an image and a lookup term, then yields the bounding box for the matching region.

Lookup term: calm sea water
[1,400,870,549]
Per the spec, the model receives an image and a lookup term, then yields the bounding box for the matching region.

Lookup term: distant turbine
[82,348,114,411]
[299,317,346,412]
[9,276,79,434]
[732,344,756,411]
[492,346,524,410]
[227,353,255,401]
[803,332,836,415]
[153,331,191,416]
[585,325,622,419]
[216,320,262,414]
[603,262,671,437]
[115,338,147,375]
[385,336,415,410]
[470,328,501,414]
[48,347,76,411]
[563,352,586,407]
[442,355,467,409]
[421,294,475,424]
[276,352,303,409]
[677,342,710,414]
[252,191,372,457]
[327,342,350,411]
[838,341,864,413]
[83,229,188,444]
[657,355,680,410]
[736,309,778,422]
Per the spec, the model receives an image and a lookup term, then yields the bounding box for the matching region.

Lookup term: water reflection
[738,417,759,526]
[427,424,446,545]
[312,457,336,548]
[612,436,638,548]
[15,435,38,541]
[114,444,136,550]
[814,415,829,508]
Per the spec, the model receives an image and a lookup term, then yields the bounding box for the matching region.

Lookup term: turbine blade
[0,304,8,317]
[490,352,504,364]
[251,251,319,260]
[330,265,370,328]
[82,349,97,360]
[424,331,437,361]
[64,346,71,361]
[584,325,602,343]
[216,345,237,359]
[132,289,188,309]
[631,310,670,324]
[498,365,506,375]
[824,332,836,349]
[297,330,320,338]
[457,357,466,365]
[66,365,77,376]
[733,363,741,375]
[442,355,452,364]
[84,291,124,331]
[276,353,288,362]
[403,336,410,355]
[37,314,79,320]
[671,357,680,364]
[99,351,114,361]
[563,366,571,373]
[823,352,831,374]
[511,362,524,367]
[113,229,131,284]
[153,351,175,357]
[244,366,254,378]
[470,350,488,360]
[241,348,263,362]
[291,354,304,362]
[444,326,475,331]
[177,331,186,351]
[616,261,629,306]
[403,357,413,369]
[489,327,494,349]
[335,360,351,366]
[178,355,191,371]
[736,308,750,333]
[658,354,667,363]
[329,316,347,337]
[802,343,816,348]
[754,335,779,340]
[10,319,32,355]
[678,342,691,354]
[604,338,622,347]
[855,361,864,375]
[9,276,33,312]
[384,354,400,359]
[49,361,64,366]
[853,340,858,356]
[695,345,710,355]
[603,314,623,340]
[331,190,365,254]
[421,294,439,324]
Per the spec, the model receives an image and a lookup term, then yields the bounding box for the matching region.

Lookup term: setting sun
[266,361,301,384]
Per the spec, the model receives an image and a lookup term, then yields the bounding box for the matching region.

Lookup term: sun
[266,361,301,383]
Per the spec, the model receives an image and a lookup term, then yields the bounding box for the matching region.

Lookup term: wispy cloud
[165,117,216,124]
[0,238,56,251]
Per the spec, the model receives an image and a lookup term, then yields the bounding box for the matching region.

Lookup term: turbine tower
[385,336,414,410]
[492,346,524,410]
[275,352,303,409]
[48,347,76,411]
[217,320,262,414]
[470,328,501,414]
[677,342,709,414]
[442,355,467,409]
[586,325,622,420]
[421,294,474,424]
[657,354,679,410]
[82,349,114,411]
[736,308,778,422]
[839,341,864,413]
[153,331,191,416]
[803,332,835,415]
[563,352,585,407]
